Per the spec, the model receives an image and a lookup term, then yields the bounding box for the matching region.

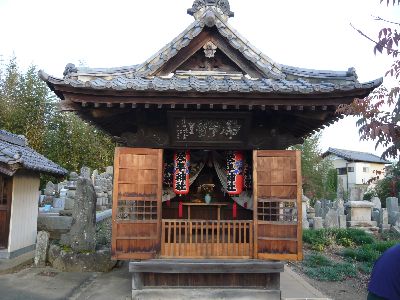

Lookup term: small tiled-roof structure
[323,147,391,164]
[0,129,67,176]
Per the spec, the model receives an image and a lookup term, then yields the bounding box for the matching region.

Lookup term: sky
[0,0,398,157]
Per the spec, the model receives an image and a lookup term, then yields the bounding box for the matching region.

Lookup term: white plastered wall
[327,154,387,191]
[7,171,40,253]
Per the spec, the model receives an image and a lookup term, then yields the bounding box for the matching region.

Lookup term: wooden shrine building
[40,0,381,298]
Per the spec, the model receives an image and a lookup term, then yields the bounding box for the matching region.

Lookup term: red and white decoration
[173,151,190,195]
[226,151,244,195]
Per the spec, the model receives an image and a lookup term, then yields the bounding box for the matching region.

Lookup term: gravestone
[43,182,56,206]
[34,231,50,267]
[80,166,91,179]
[349,186,366,202]
[346,201,377,228]
[324,209,339,228]
[313,217,323,230]
[379,208,390,232]
[307,207,315,219]
[371,197,382,209]
[314,201,322,218]
[333,199,345,215]
[386,197,399,225]
[61,178,96,252]
[372,209,380,222]
[339,215,347,229]
[106,166,113,175]
[62,172,78,214]
[301,197,308,228]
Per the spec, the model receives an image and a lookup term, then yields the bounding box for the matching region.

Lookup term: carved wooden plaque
[168,111,251,149]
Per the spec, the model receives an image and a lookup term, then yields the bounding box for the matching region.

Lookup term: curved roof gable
[56,1,367,86]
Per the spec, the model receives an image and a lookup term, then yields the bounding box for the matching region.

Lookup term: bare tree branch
[373,15,400,26]
[350,23,397,55]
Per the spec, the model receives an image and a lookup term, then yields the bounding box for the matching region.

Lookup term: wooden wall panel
[8,173,39,252]
[0,175,12,250]
[253,150,303,261]
[112,148,163,260]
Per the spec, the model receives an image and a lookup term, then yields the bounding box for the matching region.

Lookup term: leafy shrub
[370,240,400,253]
[304,262,357,281]
[358,262,375,274]
[342,246,381,262]
[303,253,332,267]
[303,228,374,251]
[303,229,333,251]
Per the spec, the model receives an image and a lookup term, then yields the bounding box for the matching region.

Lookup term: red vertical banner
[226,151,244,195]
[233,202,237,219]
[173,151,190,195]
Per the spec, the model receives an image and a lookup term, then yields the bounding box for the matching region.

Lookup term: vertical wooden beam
[296,150,303,260]
[252,150,258,259]
[157,149,164,255]
[111,148,120,259]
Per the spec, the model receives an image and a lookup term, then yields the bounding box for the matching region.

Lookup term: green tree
[291,134,337,201]
[0,56,115,178]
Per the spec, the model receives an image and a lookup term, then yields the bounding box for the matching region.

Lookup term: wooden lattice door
[0,175,12,249]
[112,148,163,260]
[253,150,303,261]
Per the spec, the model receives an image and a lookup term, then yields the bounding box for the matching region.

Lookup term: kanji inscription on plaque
[168,112,251,148]
[176,118,243,141]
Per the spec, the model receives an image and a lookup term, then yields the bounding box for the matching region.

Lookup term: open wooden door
[253,150,303,261]
[112,148,163,260]
[0,175,12,249]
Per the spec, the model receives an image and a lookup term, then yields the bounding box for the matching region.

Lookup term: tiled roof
[0,129,67,176]
[40,1,382,99]
[62,12,284,81]
[323,147,391,164]
[39,71,382,94]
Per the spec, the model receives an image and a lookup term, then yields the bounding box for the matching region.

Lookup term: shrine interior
[161,150,253,221]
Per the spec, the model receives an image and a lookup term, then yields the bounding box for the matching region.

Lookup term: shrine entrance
[0,175,12,250]
[161,150,254,258]
[112,148,302,261]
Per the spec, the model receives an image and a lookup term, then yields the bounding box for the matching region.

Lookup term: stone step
[132,289,281,300]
